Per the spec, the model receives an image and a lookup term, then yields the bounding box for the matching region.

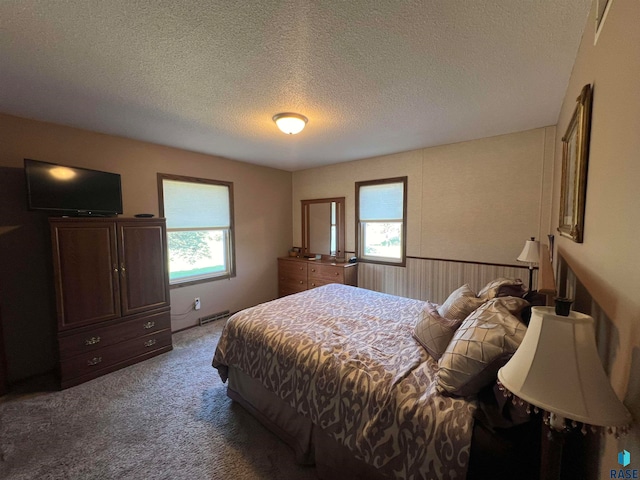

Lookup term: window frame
[158,173,236,288]
[355,176,408,267]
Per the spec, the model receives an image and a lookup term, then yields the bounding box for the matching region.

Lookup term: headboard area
[555,248,640,477]
[556,250,627,382]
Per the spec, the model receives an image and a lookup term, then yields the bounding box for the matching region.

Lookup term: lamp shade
[498,307,631,427]
[517,238,540,265]
[273,112,308,134]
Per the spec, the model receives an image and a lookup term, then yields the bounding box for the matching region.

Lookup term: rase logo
[611,450,639,479]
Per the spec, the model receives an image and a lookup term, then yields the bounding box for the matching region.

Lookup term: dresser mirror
[301,197,345,260]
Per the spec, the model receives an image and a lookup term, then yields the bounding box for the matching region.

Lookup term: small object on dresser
[134,213,154,218]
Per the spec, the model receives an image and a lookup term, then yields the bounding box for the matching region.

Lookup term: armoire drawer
[59,329,172,381]
[58,309,170,360]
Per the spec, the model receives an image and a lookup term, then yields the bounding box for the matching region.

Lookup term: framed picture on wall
[595,0,613,44]
[558,84,592,243]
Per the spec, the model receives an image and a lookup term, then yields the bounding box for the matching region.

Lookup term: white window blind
[359,182,404,221]
[163,180,230,229]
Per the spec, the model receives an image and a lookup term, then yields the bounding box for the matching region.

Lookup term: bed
[212,282,539,480]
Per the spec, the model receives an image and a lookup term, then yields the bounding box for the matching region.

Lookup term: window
[158,174,235,286]
[356,177,407,266]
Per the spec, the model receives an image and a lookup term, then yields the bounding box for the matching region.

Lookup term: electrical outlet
[194,297,201,310]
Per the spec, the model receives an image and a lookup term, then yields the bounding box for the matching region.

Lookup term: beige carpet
[0,321,318,480]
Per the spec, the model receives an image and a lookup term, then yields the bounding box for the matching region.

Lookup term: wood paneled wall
[358,257,534,303]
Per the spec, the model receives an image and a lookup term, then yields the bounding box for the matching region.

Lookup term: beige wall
[293,126,556,267]
[0,113,292,382]
[551,0,640,472]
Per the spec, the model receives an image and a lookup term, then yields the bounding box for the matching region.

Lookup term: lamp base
[528,266,535,293]
[540,422,595,480]
[541,423,566,480]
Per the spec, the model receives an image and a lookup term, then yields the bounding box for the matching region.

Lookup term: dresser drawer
[278,278,308,295]
[278,259,308,278]
[58,309,170,360]
[278,259,308,288]
[60,329,172,381]
[308,264,345,285]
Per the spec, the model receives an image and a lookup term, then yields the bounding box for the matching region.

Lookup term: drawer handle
[311,283,316,287]
[335,272,340,276]
[144,339,157,347]
[143,321,155,329]
[311,268,316,272]
[299,280,304,284]
[87,357,102,366]
[85,336,101,346]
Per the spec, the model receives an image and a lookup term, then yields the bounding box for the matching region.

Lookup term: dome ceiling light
[273,112,308,135]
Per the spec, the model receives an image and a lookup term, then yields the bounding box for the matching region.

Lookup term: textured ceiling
[0,1,591,171]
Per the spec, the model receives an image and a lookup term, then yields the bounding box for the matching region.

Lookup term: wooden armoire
[50,217,172,389]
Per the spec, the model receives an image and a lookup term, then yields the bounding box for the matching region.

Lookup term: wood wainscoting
[358,256,536,303]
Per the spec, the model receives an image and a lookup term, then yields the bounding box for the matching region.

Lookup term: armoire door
[50,220,121,330]
[117,220,170,316]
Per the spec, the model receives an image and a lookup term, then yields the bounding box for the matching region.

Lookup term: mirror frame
[301,197,345,259]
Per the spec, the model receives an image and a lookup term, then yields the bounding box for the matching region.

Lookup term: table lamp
[517,237,540,293]
[498,306,631,478]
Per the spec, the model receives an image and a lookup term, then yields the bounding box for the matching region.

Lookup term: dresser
[50,217,172,389]
[278,257,358,297]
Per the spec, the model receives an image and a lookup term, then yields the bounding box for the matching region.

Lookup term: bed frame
[222,245,558,480]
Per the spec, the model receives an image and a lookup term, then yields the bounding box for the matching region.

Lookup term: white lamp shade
[273,113,308,134]
[517,239,540,264]
[498,307,631,427]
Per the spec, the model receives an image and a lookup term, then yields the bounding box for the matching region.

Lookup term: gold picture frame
[558,84,592,243]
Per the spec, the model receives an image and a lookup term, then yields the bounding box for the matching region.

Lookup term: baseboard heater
[199,310,231,326]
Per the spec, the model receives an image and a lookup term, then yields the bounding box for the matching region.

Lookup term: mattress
[213,284,477,479]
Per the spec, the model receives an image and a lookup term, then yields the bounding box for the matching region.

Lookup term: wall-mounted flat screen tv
[24,159,123,216]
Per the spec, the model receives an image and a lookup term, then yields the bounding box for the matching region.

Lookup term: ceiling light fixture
[273,112,308,135]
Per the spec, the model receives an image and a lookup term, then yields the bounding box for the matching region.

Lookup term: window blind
[163,180,230,229]
[359,182,404,221]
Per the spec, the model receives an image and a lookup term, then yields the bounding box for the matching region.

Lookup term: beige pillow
[477,278,524,300]
[413,302,463,360]
[437,284,485,321]
[436,296,529,397]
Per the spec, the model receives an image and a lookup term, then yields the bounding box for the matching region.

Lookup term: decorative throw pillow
[436,296,529,397]
[496,283,526,298]
[477,278,524,301]
[413,302,463,360]
[437,284,485,321]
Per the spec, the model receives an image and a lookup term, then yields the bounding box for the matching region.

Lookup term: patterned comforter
[212,284,476,480]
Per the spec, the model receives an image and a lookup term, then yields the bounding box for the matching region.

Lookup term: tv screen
[24,159,123,216]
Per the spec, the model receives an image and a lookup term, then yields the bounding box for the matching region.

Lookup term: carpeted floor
[0,321,319,480]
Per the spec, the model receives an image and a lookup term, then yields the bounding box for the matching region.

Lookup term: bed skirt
[228,366,388,480]
[227,365,541,480]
